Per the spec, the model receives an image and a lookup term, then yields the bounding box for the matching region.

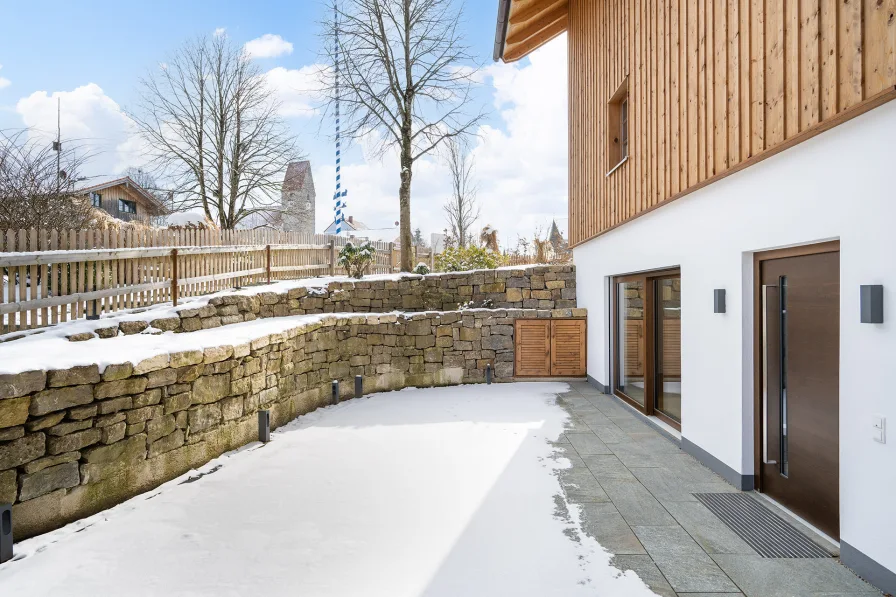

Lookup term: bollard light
[332,380,340,405]
[258,410,271,443]
[486,363,492,385]
[355,375,363,398]
[1,503,12,564]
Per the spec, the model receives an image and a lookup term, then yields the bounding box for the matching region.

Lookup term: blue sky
[0,0,568,246]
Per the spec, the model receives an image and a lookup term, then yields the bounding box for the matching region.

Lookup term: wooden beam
[506,1,568,45]
[504,15,569,62]
[509,0,566,25]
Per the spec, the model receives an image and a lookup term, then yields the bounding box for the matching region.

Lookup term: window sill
[605,156,628,177]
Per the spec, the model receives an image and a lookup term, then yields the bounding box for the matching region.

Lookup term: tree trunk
[399,149,413,272]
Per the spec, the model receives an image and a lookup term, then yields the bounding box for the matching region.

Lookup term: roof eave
[493,0,512,62]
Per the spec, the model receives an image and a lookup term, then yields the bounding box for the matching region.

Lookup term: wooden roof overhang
[493,0,568,63]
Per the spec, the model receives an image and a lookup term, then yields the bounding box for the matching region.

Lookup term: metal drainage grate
[694,493,834,558]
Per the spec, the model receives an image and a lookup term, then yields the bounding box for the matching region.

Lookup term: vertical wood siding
[567,0,896,246]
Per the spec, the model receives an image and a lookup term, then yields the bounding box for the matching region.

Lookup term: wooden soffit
[495,0,568,63]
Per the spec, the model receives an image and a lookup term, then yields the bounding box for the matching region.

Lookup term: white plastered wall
[573,100,896,574]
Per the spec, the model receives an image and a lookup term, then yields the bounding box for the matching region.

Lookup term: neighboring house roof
[282,161,313,194]
[493,0,568,63]
[324,215,368,233]
[78,176,167,213]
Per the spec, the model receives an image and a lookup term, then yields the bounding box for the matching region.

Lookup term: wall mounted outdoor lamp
[860,285,884,323]
[714,289,726,314]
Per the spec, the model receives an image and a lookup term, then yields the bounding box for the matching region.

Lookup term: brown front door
[760,250,839,539]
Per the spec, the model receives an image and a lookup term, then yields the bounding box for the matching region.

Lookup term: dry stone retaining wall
[66,265,577,341]
[0,307,585,539]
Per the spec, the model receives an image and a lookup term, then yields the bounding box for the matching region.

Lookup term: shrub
[413,262,431,275]
[435,246,507,272]
[337,241,376,279]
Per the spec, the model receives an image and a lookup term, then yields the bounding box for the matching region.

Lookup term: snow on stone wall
[57,264,578,343]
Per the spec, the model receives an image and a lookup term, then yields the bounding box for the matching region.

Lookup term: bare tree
[322,0,484,271]
[0,129,97,230]
[129,34,302,229]
[442,136,479,247]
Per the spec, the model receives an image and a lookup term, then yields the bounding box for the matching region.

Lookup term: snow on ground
[0,383,655,597]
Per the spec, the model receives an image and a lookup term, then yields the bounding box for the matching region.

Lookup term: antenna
[333,2,348,234]
[53,97,62,188]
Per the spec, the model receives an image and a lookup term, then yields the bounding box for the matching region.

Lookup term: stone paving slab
[555,382,882,597]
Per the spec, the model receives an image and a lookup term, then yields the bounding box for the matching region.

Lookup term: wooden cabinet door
[514,319,551,376]
[550,319,587,376]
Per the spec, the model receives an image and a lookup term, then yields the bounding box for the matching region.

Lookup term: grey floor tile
[611,554,677,596]
[676,594,744,596]
[598,478,678,526]
[558,469,611,503]
[566,432,613,455]
[652,552,741,593]
[630,467,735,503]
[581,454,637,481]
[577,410,615,427]
[562,416,593,433]
[609,441,670,468]
[662,500,757,555]
[709,555,882,597]
[631,525,705,555]
[588,423,632,444]
[579,503,647,555]
[559,395,595,409]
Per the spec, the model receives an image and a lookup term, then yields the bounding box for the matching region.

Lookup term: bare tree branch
[0,129,98,230]
[320,0,486,270]
[128,34,303,229]
[442,136,479,247]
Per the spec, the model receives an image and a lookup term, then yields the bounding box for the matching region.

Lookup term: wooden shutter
[550,320,587,376]
[514,319,551,376]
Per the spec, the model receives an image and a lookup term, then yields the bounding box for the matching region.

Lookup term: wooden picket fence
[0,227,399,335]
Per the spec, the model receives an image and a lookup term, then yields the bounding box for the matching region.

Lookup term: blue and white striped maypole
[333,2,348,234]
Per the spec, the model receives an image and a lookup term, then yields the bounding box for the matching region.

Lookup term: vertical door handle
[762,284,779,466]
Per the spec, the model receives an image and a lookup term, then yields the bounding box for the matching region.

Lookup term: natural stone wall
[66,265,577,341]
[0,308,585,538]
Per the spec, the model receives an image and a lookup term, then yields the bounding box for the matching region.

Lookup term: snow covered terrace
[0,383,656,596]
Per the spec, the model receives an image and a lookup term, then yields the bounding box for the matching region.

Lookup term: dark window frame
[612,267,682,431]
[118,199,137,214]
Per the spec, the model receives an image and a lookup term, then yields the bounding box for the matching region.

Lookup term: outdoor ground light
[1,503,12,564]
[486,363,492,384]
[355,375,363,398]
[331,380,340,405]
[258,410,271,443]
[860,285,884,323]
[714,289,726,314]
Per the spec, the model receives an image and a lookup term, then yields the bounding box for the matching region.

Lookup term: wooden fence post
[170,248,179,307]
[265,245,272,285]
[328,240,336,276]
[389,242,397,272]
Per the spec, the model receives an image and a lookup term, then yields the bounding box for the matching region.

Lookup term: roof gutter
[493,0,512,62]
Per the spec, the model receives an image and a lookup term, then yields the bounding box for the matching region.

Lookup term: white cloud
[213,27,227,38]
[15,83,146,179]
[311,35,569,248]
[245,34,294,59]
[0,63,10,90]
[265,64,326,117]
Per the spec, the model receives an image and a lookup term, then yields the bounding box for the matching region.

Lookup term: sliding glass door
[614,270,682,429]
[616,277,646,407]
